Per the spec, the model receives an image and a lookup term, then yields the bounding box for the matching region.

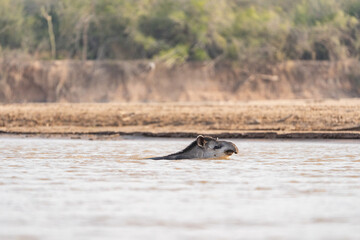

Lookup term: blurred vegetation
[1,0,360,64]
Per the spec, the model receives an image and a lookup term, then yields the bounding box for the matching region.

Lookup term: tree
[41,6,56,59]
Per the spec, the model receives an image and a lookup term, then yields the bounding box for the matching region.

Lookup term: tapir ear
[196,135,206,148]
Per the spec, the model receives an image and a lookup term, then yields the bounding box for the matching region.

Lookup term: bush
[1,0,360,62]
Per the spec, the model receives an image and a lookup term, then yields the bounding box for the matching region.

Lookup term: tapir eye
[213,145,222,150]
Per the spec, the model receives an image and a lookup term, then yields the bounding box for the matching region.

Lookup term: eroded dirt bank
[1,59,360,102]
[1,100,360,139]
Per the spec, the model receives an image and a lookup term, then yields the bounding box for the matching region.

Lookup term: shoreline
[1,130,360,140]
[1,99,360,139]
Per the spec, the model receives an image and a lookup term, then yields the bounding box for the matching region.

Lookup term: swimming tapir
[150,135,238,160]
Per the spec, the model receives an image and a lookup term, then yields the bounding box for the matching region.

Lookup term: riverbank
[1,60,360,103]
[1,99,360,139]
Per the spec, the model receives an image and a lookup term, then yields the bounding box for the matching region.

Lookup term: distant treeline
[1,0,360,64]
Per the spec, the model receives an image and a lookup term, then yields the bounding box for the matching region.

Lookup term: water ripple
[0,138,359,240]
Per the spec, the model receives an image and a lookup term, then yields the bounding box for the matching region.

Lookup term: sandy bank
[1,99,360,139]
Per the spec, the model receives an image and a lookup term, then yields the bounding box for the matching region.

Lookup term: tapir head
[195,135,238,159]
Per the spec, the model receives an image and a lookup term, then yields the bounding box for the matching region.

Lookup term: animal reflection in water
[149,135,238,160]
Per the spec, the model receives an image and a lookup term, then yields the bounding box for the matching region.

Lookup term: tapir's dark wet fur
[149,135,238,160]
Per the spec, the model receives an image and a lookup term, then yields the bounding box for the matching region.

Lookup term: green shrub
[2,0,360,62]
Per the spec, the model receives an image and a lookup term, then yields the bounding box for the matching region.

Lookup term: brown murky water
[1,137,360,240]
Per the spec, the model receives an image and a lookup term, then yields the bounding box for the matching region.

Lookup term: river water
[0,137,359,240]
